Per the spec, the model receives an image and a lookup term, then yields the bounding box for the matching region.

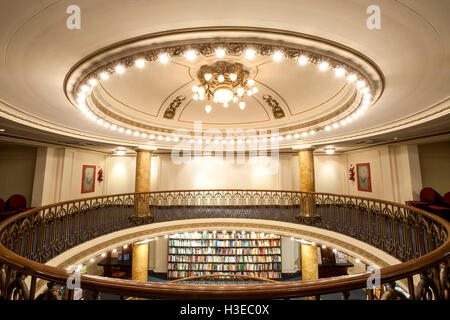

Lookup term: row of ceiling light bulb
[75,46,372,141]
[67,232,365,272]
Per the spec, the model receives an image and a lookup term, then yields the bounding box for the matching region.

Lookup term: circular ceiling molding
[65,27,384,148]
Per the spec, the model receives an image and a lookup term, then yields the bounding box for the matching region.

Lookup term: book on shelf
[167,231,282,279]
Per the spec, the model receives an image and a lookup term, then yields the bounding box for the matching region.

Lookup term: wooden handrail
[0,190,449,299]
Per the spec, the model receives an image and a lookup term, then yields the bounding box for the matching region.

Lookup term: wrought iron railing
[0,190,449,300]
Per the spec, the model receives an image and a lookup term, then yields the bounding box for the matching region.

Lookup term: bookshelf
[168,231,282,279]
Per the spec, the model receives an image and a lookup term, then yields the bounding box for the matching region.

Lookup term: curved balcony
[0,190,449,300]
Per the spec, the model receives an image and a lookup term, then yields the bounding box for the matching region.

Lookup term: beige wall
[26,142,429,207]
[0,145,37,206]
[151,153,299,191]
[32,147,108,206]
[341,144,422,203]
[314,154,345,194]
[418,141,450,196]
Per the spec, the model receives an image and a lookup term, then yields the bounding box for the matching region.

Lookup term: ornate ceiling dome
[65,27,383,148]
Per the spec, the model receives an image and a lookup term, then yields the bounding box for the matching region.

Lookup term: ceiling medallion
[164,95,186,119]
[192,61,257,113]
[262,94,285,119]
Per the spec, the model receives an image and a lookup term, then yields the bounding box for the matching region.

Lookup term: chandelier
[192,61,258,113]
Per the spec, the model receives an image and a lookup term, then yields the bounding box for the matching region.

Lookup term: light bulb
[216,48,226,58]
[247,79,255,87]
[302,132,308,137]
[357,80,366,88]
[185,50,196,61]
[335,67,345,77]
[340,120,347,126]
[204,73,212,81]
[115,65,125,74]
[325,126,331,131]
[239,101,246,110]
[100,72,109,80]
[199,95,205,100]
[198,87,205,95]
[223,102,229,107]
[205,105,212,113]
[294,133,299,139]
[89,79,98,86]
[333,123,339,129]
[347,74,357,83]
[157,135,163,141]
[319,62,329,71]
[218,74,225,82]
[237,87,244,96]
[141,132,147,138]
[192,85,198,92]
[81,85,90,92]
[159,53,169,64]
[135,59,145,68]
[149,134,155,139]
[118,127,124,133]
[111,124,117,130]
[298,55,308,65]
[229,73,237,81]
[252,87,258,93]
[193,93,199,100]
[125,129,131,135]
[309,130,316,135]
[247,90,253,96]
[232,96,238,103]
[166,136,171,142]
[273,51,283,62]
[245,49,255,60]
[134,131,140,136]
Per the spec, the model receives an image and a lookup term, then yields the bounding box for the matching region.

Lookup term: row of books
[235,240,280,247]
[166,271,282,279]
[168,247,281,255]
[168,247,236,255]
[168,255,282,263]
[169,239,280,247]
[168,263,282,271]
[236,263,281,271]
[236,255,281,263]
[169,232,280,240]
[236,271,282,278]
[169,255,238,263]
[236,248,281,255]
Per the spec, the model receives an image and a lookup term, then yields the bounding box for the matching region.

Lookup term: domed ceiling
[0,0,448,151]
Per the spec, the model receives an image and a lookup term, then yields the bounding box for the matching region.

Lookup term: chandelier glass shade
[192,61,256,112]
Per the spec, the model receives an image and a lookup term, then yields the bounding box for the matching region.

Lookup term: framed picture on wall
[81,165,96,193]
[356,163,372,192]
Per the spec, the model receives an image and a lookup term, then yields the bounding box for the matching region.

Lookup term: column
[134,149,152,217]
[131,149,151,282]
[132,242,149,282]
[298,149,316,218]
[301,243,319,280]
[298,149,319,289]
[301,243,319,299]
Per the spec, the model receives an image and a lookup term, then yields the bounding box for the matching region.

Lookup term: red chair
[428,192,450,221]
[5,194,27,211]
[407,187,440,210]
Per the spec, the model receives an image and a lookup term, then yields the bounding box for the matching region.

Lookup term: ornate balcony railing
[0,190,449,300]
